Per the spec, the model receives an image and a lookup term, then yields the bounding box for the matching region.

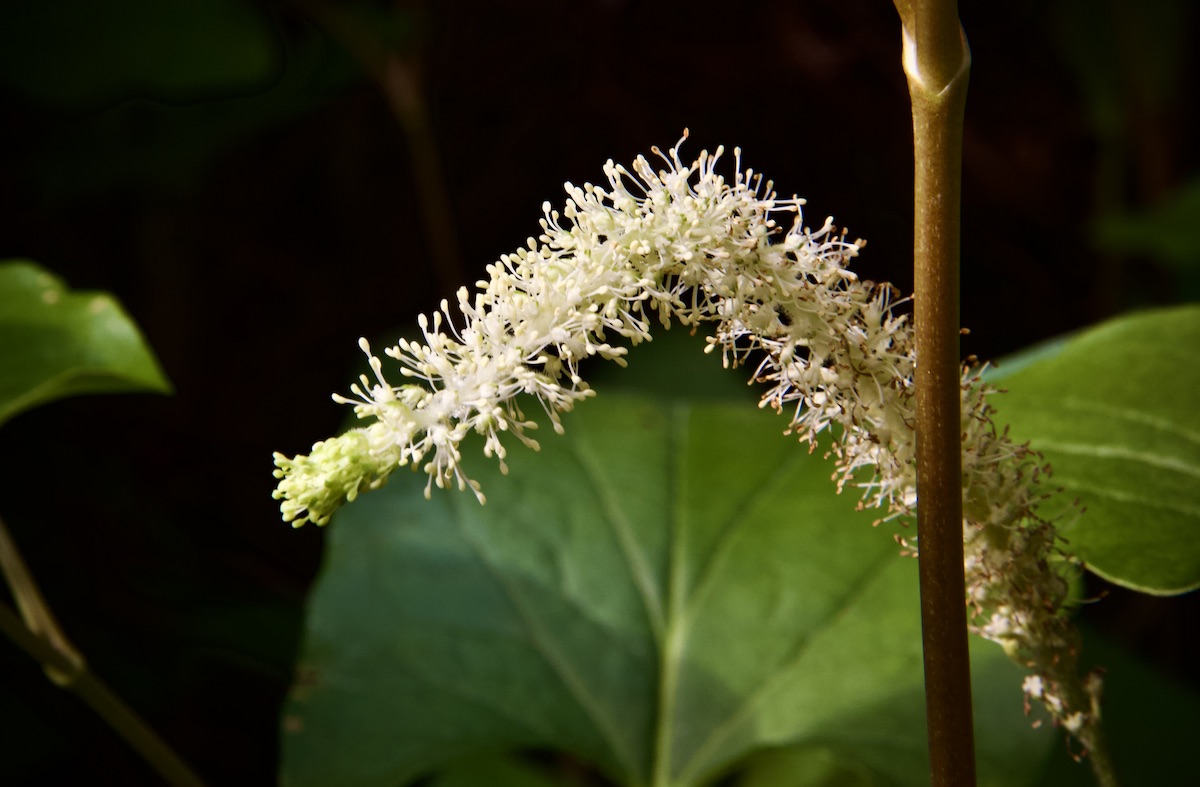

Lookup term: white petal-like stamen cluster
[272,133,1102,753]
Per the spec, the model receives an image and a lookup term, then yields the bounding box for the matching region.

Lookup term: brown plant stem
[891,1,975,785]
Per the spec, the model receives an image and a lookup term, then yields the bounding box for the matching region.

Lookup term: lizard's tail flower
[271,132,1103,753]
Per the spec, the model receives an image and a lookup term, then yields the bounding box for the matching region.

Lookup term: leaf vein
[675,545,902,784]
[1038,440,1200,479]
[1057,479,1200,518]
[448,495,642,780]
[1052,398,1200,447]
[568,433,667,640]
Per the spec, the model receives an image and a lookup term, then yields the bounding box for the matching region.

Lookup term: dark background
[0,0,1196,783]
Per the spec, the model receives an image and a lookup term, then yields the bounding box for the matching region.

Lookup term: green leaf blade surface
[989,305,1200,594]
[282,392,1052,787]
[0,260,171,427]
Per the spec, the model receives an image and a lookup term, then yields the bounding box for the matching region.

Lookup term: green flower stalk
[273,133,1103,754]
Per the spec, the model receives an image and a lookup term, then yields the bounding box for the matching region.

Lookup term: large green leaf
[282,390,1054,786]
[0,260,171,428]
[988,305,1200,594]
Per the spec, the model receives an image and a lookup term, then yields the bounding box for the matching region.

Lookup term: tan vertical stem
[892,1,975,785]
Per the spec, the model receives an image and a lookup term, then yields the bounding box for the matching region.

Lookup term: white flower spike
[272,132,1103,754]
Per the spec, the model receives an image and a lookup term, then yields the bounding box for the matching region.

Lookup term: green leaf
[989,305,1200,594]
[1092,176,1200,300]
[0,0,279,109]
[0,260,171,428]
[1094,177,1200,265]
[282,392,1052,786]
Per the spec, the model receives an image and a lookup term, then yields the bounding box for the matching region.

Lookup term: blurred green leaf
[0,260,171,428]
[1094,177,1200,267]
[282,390,1052,786]
[733,745,877,787]
[990,305,1200,594]
[1052,0,1190,133]
[19,26,357,201]
[0,0,279,109]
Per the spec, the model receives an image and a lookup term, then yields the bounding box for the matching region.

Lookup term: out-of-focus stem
[291,0,465,300]
[0,509,82,683]
[377,58,465,301]
[0,515,205,787]
[891,1,975,785]
[1087,728,1120,787]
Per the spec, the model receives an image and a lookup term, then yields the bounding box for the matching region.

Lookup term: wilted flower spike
[271,133,1102,752]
